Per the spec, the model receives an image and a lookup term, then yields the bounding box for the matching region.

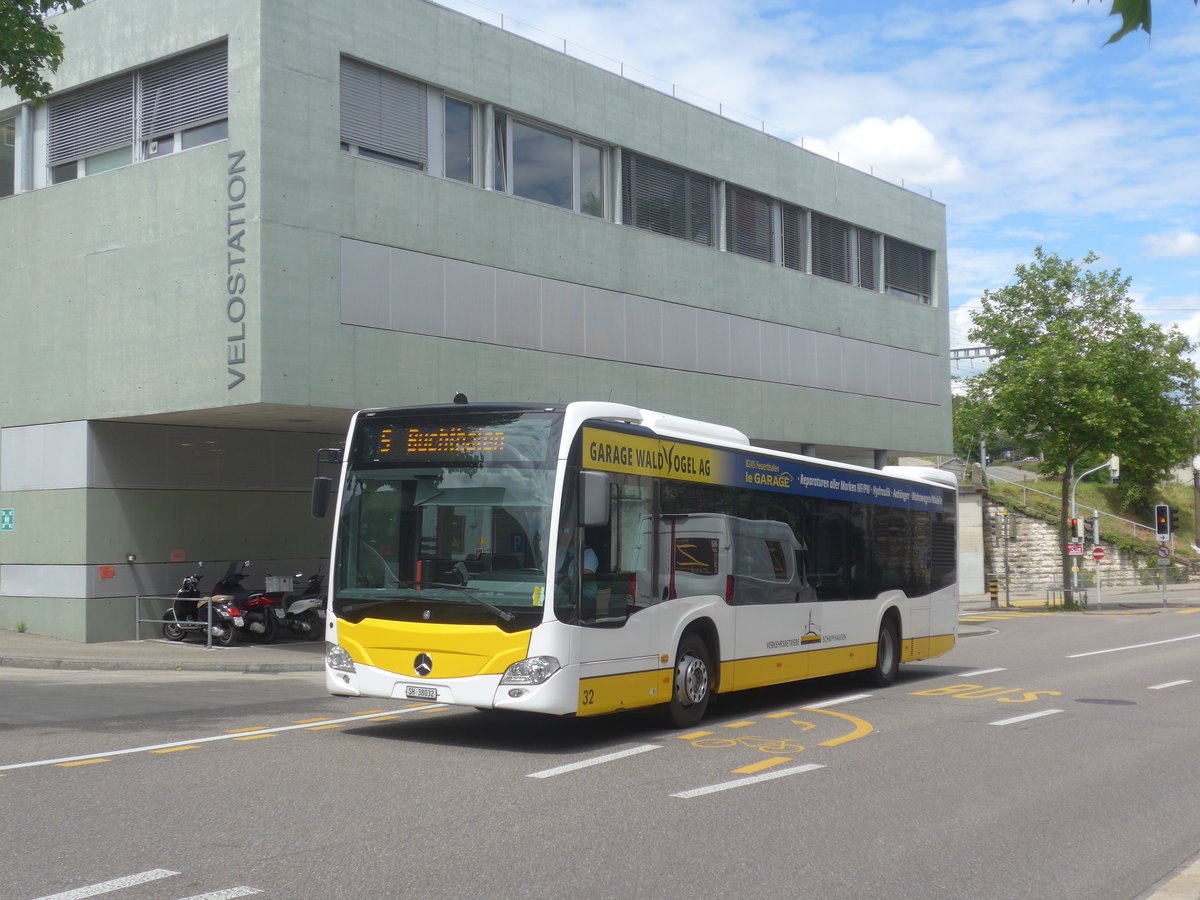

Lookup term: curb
[0,656,323,674]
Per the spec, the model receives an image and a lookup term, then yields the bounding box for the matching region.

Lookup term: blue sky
[436,0,1200,381]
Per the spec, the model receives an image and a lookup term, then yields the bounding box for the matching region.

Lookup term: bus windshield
[332,409,562,630]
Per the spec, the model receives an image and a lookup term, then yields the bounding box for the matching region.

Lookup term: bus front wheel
[665,633,712,727]
[871,618,899,687]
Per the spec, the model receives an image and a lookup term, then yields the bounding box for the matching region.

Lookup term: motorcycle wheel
[255,612,277,644]
[301,610,324,641]
[162,612,186,642]
[213,621,239,647]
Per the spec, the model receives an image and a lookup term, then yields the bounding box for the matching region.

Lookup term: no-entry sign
[1092,547,1105,562]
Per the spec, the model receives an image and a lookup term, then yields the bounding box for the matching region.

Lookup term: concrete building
[0,0,951,640]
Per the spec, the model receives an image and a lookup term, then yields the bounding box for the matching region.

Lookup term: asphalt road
[3,607,1199,900]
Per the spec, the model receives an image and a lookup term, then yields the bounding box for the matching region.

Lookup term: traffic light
[1070,517,1081,539]
[1155,504,1170,536]
[1168,506,1180,533]
[1083,517,1096,543]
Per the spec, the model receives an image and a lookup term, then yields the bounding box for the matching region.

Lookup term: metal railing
[135,595,217,649]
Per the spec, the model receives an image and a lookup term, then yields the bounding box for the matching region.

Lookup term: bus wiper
[418,581,516,622]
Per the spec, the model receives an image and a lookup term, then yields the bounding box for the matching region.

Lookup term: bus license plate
[406,685,438,701]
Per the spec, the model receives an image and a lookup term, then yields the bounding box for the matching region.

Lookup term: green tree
[1084,0,1199,44]
[1,1,85,104]
[962,247,1198,595]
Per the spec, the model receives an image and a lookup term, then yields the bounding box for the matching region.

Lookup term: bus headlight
[326,643,356,673]
[501,656,560,685]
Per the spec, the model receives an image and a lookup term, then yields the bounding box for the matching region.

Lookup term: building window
[139,43,228,159]
[493,112,606,216]
[621,151,713,247]
[726,185,773,262]
[781,204,806,272]
[857,228,878,291]
[811,212,852,284]
[1,115,14,197]
[339,56,428,170]
[443,96,475,183]
[885,237,933,304]
[47,42,227,184]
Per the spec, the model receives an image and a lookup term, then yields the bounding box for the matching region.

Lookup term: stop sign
[1093,547,1105,561]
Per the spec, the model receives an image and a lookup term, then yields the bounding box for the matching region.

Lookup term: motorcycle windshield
[332,409,561,631]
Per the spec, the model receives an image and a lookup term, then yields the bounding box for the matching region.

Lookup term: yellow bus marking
[1175,608,1200,614]
[234,734,276,741]
[677,731,713,740]
[724,720,755,729]
[58,759,110,767]
[292,717,330,724]
[808,708,874,747]
[765,711,797,719]
[151,745,200,754]
[224,726,267,734]
[420,705,448,713]
[733,756,792,775]
[307,723,346,731]
[368,715,401,721]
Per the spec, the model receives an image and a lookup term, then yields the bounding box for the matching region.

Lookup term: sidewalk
[0,629,325,673]
[2,583,1197,673]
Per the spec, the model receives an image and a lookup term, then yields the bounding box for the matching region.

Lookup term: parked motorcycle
[161,562,242,647]
[274,567,326,641]
[211,561,279,643]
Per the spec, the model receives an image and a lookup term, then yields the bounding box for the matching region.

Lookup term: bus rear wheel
[870,618,899,687]
[665,633,712,728]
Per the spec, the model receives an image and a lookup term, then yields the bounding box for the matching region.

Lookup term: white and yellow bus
[318,400,957,726]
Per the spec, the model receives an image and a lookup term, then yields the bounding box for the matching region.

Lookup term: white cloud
[1144,231,1200,260]
[805,116,964,186]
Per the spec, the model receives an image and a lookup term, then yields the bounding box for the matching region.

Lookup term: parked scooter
[161,562,242,646]
[274,567,326,641]
[211,561,279,643]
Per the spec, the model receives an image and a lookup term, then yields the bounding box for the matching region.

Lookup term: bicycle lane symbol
[677,707,873,774]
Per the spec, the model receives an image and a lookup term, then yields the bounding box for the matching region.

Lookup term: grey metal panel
[863,342,889,398]
[813,331,843,391]
[787,328,817,388]
[623,291,662,367]
[494,268,542,350]
[541,278,586,356]
[390,247,445,335]
[760,321,787,384]
[695,308,731,377]
[841,339,868,395]
[661,303,698,371]
[729,316,761,379]
[340,238,390,328]
[445,258,496,343]
[584,286,625,361]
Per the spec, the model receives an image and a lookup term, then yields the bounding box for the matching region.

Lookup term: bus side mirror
[311,476,333,518]
[579,471,610,527]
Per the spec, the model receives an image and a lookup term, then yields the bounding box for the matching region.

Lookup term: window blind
[48,77,134,165]
[621,151,712,246]
[811,212,852,284]
[140,42,228,140]
[725,186,773,262]
[885,237,933,303]
[340,57,428,169]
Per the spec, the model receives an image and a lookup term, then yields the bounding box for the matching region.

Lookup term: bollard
[988,577,999,609]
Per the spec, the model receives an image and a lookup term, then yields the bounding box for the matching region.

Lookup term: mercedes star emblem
[414,653,433,677]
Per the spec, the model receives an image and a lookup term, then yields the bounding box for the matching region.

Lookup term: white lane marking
[527,744,660,778]
[1149,679,1192,690]
[1068,633,1200,659]
[176,888,262,899]
[0,707,431,773]
[672,763,825,799]
[31,869,179,899]
[990,709,1063,726]
[959,667,1007,677]
[803,693,872,709]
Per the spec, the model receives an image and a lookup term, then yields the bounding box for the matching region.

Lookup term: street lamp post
[1070,460,1109,597]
